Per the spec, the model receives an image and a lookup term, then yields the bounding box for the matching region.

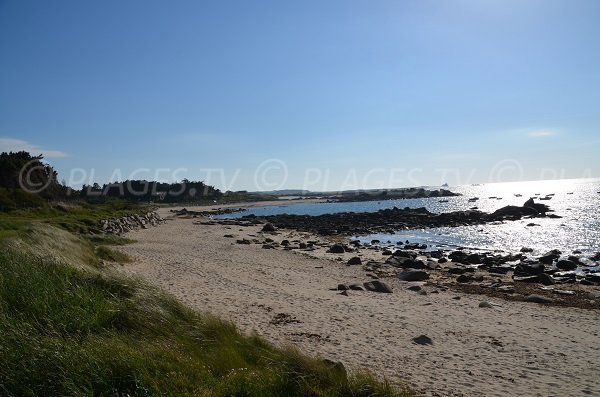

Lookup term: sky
[1,0,599,192]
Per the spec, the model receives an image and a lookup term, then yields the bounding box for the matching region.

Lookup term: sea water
[217,178,600,256]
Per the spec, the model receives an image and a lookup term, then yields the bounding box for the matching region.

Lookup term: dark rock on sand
[398,270,429,281]
[525,294,554,304]
[328,244,346,254]
[412,335,433,345]
[349,284,365,291]
[456,274,483,283]
[347,256,362,265]
[261,223,276,232]
[513,274,554,285]
[363,280,393,293]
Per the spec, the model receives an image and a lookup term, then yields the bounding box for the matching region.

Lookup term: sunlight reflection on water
[218,178,600,255]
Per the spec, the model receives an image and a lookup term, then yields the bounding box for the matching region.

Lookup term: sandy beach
[117,205,600,397]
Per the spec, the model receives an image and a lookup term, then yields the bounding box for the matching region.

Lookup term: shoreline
[116,205,600,397]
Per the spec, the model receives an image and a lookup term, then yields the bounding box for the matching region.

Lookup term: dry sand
[117,206,600,397]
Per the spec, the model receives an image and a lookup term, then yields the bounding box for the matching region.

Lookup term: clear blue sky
[1,0,599,191]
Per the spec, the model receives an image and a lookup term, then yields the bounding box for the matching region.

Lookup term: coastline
[116,204,600,397]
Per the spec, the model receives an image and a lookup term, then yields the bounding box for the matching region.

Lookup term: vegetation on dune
[0,246,410,397]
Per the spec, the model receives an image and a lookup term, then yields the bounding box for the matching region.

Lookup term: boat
[514,194,522,197]
[468,197,479,202]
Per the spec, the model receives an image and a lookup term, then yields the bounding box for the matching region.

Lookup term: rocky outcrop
[247,199,558,236]
[100,212,164,234]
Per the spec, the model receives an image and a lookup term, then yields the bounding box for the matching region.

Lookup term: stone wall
[100,212,164,234]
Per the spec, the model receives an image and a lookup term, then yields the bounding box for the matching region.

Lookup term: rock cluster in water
[245,198,558,236]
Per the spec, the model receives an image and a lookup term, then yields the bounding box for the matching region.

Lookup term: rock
[524,294,554,304]
[487,266,511,274]
[337,284,348,291]
[537,274,555,285]
[236,239,251,245]
[515,262,545,276]
[448,267,466,275]
[262,244,274,249]
[363,280,393,293]
[397,271,430,282]
[479,301,494,308]
[348,284,365,291]
[417,290,428,296]
[496,285,515,293]
[328,244,346,254]
[347,256,362,265]
[281,240,290,246]
[456,274,483,283]
[412,335,433,345]
[585,273,600,284]
[392,250,416,258]
[449,250,468,262]
[513,274,554,285]
[261,223,276,232]
[466,253,483,264]
[539,250,561,264]
[520,247,534,253]
[407,285,422,292]
[556,259,577,271]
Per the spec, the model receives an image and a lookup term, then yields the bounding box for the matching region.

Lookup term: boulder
[328,244,346,254]
[539,249,561,264]
[363,280,393,293]
[397,271,429,282]
[514,262,545,276]
[347,256,362,265]
[556,260,577,271]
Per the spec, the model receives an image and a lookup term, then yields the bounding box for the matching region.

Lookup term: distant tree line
[0,151,258,212]
[79,179,222,203]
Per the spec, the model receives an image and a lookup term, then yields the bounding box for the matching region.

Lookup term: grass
[0,250,410,397]
[95,245,132,264]
[0,200,151,238]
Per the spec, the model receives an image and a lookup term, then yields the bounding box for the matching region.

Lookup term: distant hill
[253,189,314,196]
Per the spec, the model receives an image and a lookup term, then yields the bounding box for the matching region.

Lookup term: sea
[217,178,600,258]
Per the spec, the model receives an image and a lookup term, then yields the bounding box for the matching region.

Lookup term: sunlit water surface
[217,179,600,256]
